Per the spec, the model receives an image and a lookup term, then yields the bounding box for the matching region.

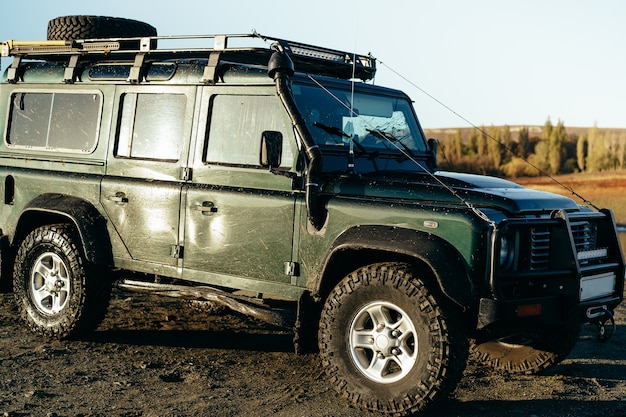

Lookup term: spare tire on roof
[47,15,157,49]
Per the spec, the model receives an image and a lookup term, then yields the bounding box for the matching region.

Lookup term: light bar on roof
[289,45,345,62]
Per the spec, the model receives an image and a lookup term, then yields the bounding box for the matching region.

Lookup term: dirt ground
[1,286,625,417]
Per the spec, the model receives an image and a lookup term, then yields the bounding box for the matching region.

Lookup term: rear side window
[6,91,101,152]
[116,93,185,161]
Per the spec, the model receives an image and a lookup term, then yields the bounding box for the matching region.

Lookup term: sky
[3,0,625,129]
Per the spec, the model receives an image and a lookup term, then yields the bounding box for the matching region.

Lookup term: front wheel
[318,263,468,416]
[13,224,110,339]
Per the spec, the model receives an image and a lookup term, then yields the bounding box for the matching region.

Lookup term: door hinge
[181,167,193,181]
[284,261,300,277]
[170,245,184,259]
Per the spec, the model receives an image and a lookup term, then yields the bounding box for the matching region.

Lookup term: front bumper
[480,208,625,329]
[477,293,623,329]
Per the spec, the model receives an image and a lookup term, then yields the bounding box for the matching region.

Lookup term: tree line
[432,118,626,177]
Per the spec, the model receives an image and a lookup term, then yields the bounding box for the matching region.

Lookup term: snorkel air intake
[268,42,326,231]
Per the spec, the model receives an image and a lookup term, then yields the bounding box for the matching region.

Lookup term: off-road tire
[318,262,468,416]
[47,15,157,41]
[13,224,111,339]
[470,318,582,374]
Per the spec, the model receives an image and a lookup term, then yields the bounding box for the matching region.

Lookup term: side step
[116,279,295,329]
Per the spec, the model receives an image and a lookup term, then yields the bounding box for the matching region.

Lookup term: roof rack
[1,32,376,83]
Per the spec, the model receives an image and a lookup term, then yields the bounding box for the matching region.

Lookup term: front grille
[497,212,621,302]
[571,219,606,265]
[502,214,612,275]
[530,227,550,270]
[571,220,593,252]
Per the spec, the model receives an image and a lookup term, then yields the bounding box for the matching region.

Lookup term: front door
[183,91,299,284]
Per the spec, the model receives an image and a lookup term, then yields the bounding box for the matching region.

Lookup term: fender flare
[318,225,479,309]
[15,193,113,266]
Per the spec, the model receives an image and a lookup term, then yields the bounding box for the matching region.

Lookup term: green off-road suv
[1,15,624,416]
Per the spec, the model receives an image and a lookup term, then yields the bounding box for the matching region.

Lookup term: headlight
[499,235,514,270]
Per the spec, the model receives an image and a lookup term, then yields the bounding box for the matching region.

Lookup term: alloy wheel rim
[349,301,418,384]
[29,252,71,315]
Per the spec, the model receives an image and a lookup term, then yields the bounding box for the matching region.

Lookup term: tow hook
[587,306,616,341]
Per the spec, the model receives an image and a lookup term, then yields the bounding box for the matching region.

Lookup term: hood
[434,171,579,213]
[324,170,580,214]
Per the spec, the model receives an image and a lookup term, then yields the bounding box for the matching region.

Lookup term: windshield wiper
[366,128,415,158]
[314,121,369,154]
[314,121,350,139]
[314,121,377,173]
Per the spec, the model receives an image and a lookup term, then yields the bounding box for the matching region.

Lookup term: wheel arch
[314,225,478,311]
[13,193,113,267]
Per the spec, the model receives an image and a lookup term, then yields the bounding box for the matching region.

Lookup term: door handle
[107,192,129,205]
[194,201,218,215]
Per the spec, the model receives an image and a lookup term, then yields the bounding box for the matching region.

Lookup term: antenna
[347,7,360,174]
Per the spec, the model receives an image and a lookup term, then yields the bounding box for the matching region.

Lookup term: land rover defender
[0,15,623,416]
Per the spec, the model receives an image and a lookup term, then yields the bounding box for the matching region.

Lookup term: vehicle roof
[2,32,376,84]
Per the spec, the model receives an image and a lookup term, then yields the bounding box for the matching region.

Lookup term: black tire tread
[470,320,582,374]
[47,15,157,41]
[318,262,468,416]
[13,224,110,339]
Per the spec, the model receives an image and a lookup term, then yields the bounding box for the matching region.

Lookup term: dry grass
[514,171,626,224]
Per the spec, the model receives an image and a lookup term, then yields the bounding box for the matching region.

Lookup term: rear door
[101,86,196,268]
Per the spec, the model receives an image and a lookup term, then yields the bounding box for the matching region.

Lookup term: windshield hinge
[170,245,184,259]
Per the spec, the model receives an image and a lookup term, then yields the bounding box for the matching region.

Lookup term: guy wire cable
[376,58,600,211]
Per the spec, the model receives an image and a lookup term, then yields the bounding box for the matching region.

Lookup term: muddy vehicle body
[0,16,623,416]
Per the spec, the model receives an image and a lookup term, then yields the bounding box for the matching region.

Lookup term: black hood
[325,170,580,215]
[434,171,579,213]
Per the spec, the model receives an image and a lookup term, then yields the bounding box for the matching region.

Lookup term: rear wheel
[13,224,110,339]
[318,262,468,416]
[470,318,582,374]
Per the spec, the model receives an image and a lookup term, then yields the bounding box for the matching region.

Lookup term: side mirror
[260,131,283,168]
[428,138,438,170]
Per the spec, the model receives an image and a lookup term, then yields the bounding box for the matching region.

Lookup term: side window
[6,91,101,152]
[206,95,294,168]
[116,93,185,161]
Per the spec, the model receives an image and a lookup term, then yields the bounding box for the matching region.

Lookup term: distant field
[424,125,626,143]
[514,171,626,225]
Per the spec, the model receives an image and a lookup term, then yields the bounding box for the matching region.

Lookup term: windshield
[291,81,429,174]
